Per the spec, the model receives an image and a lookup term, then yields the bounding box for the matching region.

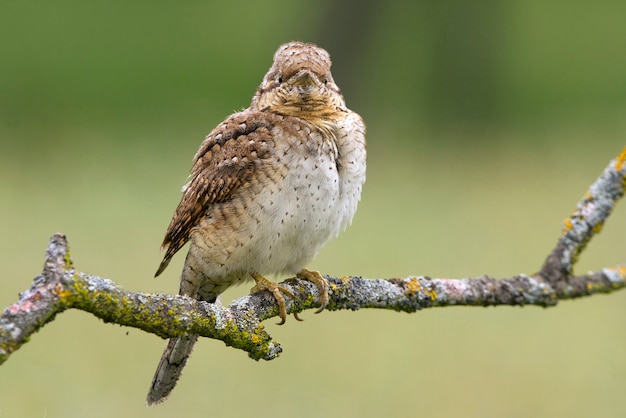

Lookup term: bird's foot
[250,273,294,325]
[297,269,329,314]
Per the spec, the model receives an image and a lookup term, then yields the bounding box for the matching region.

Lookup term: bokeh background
[2,1,626,417]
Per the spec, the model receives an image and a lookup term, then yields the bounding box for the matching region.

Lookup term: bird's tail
[146,335,199,406]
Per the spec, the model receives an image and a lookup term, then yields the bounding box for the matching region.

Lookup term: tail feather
[154,256,171,278]
[146,335,198,406]
[148,247,220,405]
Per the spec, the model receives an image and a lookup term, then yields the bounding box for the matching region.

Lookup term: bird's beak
[293,71,316,87]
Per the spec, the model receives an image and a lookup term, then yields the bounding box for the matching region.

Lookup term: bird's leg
[250,273,294,325]
[296,269,329,313]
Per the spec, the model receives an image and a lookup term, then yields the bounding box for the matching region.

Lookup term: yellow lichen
[607,265,626,280]
[63,251,74,270]
[562,218,573,234]
[331,276,350,291]
[585,281,609,293]
[53,284,73,299]
[423,286,437,301]
[593,222,604,234]
[404,277,437,300]
[614,146,626,171]
[405,277,421,296]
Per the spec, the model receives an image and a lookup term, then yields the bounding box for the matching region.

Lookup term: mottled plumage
[147,41,366,405]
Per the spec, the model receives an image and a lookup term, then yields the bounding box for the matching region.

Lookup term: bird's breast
[193,111,365,278]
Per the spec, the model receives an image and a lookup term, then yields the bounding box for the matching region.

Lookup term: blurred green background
[2,1,626,417]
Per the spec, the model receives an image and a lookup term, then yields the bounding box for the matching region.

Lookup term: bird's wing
[155,111,275,277]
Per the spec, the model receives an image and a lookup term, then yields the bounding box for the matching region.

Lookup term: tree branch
[2,147,626,366]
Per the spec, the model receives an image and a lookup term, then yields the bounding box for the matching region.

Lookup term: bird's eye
[277,73,283,83]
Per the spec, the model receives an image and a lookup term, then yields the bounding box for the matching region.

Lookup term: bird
[146,41,366,405]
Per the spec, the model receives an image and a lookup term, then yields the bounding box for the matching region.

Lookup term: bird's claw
[297,269,329,314]
[250,273,294,325]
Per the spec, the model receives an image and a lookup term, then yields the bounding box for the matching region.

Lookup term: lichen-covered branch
[0,234,282,366]
[539,147,626,285]
[1,147,626,366]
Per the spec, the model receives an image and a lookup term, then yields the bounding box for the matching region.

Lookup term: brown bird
[146,41,366,405]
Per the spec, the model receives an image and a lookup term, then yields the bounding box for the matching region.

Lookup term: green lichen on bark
[60,272,281,360]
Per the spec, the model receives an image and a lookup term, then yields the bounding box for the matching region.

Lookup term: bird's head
[251,42,345,117]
